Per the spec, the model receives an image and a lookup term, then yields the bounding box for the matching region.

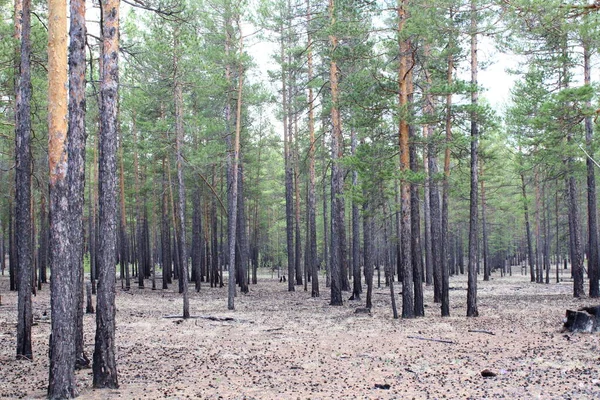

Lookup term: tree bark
[328,0,343,305]
[481,163,490,282]
[521,173,535,282]
[440,8,453,320]
[584,42,599,297]
[398,0,414,319]
[93,0,120,387]
[15,0,33,362]
[68,0,88,371]
[467,0,479,317]
[306,0,318,297]
[173,29,189,318]
[281,20,295,292]
[363,195,373,310]
[227,20,244,309]
[350,130,360,301]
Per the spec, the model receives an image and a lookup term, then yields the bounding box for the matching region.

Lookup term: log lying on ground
[563,306,600,333]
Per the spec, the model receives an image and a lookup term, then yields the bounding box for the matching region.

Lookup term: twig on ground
[407,336,455,344]
[468,329,495,335]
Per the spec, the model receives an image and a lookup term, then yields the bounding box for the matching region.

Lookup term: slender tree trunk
[293,109,303,287]
[227,20,244,309]
[521,173,535,282]
[322,132,330,288]
[93,0,120,387]
[307,0,319,297]
[192,187,202,292]
[328,0,343,305]
[423,146,433,289]
[424,56,443,313]
[38,194,48,288]
[350,130,360,300]
[568,173,584,297]
[363,196,373,309]
[583,43,599,297]
[440,8,453,320]
[118,132,130,290]
[534,170,542,283]
[398,0,414,318]
[281,22,295,292]
[173,29,189,318]
[481,163,489,282]
[161,161,171,290]
[68,0,88,370]
[15,0,33,361]
[236,166,249,293]
[467,0,479,317]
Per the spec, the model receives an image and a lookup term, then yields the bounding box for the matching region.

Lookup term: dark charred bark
[306,0,319,298]
[428,139,445,316]
[568,175,584,297]
[15,0,33,362]
[481,166,489,282]
[161,161,171,290]
[236,166,249,294]
[363,198,373,310]
[328,0,343,305]
[350,130,360,301]
[410,127,424,317]
[38,195,48,288]
[584,42,599,297]
[521,173,535,283]
[93,0,120,387]
[192,187,202,292]
[467,0,479,317]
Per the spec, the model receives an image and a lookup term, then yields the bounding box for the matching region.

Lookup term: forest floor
[1,268,600,399]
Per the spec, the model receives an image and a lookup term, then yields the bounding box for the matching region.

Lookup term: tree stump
[563,306,600,332]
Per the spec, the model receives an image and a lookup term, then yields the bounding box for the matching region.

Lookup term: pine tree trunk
[15,0,33,362]
[363,197,373,310]
[161,163,171,290]
[521,173,535,282]
[93,0,120,387]
[398,0,414,319]
[423,149,433,289]
[68,0,88,370]
[173,29,189,318]
[534,170,542,283]
[192,187,202,292]
[440,9,453,320]
[481,164,490,282]
[236,166,249,293]
[467,0,479,317]
[281,22,295,292]
[306,0,318,298]
[584,42,599,297]
[328,0,343,305]
[38,195,48,287]
[227,21,244,309]
[47,0,83,392]
[118,134,130,290]
[351,130,360,300]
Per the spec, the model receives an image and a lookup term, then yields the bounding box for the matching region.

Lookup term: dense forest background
[2,0,600,396]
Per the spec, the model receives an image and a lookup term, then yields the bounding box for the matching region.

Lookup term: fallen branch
[163,314,252,323]
[265,327,284,332]
[407,336,455,344]
[468,329,495,335]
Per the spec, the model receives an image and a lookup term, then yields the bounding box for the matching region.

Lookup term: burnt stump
[563,306,600,333]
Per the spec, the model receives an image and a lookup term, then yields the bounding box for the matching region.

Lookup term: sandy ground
[1,268,599,399]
